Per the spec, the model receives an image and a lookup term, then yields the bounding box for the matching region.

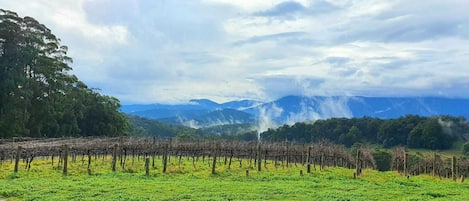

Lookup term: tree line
[0,9,128,138]
[261,115,469,150]
[128,113,469,152]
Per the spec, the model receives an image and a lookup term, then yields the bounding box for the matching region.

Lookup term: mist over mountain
[158,109,255,129]
[121,96,469,129]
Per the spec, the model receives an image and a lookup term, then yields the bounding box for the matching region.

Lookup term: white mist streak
[257,103,283,141]
[285,101,321,125]
[317,97,352,119]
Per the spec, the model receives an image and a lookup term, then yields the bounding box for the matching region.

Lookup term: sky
[1,0,469,104]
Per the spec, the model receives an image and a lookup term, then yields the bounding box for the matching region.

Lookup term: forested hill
[261,115,469,150]
[0,9,128,138]
[126,113,469,151]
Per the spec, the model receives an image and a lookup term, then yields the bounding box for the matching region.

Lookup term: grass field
[1,155,468,201]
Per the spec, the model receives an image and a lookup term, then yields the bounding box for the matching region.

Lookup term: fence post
[432,152,436,176]
[63,144,69,175]
[163,143,168,173]
[14,146,22,173]
[228,149,233,169]
[87,150,92,175]
[212,144,218,174]
[307,146,311,173]
[257,142,262,172]
[452,156,457,181]
[145,156,150,176]
[286,141,290,168]
[355,149,360,177]
[112,144,118,172]
[403,153,408,176]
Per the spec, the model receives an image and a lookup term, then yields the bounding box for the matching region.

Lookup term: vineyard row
[0,137,467,181]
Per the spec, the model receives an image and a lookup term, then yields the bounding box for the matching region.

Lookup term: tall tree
[0,9,128,138]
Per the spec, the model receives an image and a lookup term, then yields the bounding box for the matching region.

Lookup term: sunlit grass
[1,155,468,200]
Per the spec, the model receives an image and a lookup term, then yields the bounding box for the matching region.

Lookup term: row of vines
[0,137,467,181]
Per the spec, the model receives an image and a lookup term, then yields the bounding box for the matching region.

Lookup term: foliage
[127,115,196,138]
[407,118,453,149]
[339,125,362,147]
[176,132,199,141]
[463,142,469,155]
[0,9,128,138]
[262,115,463,150]
[372,150,392,171]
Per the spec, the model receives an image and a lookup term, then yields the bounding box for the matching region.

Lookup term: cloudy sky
[2,0,469,104]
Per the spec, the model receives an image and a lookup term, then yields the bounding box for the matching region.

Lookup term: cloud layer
[2,0,469,103]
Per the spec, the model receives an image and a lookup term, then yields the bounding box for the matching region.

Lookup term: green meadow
[0,156,468,201]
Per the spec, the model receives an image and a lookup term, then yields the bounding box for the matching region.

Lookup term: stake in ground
[1,137,468,200]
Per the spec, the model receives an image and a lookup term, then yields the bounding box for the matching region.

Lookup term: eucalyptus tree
[0,9,128,138]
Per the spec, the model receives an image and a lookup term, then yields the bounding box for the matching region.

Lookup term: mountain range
[121,96,469,129]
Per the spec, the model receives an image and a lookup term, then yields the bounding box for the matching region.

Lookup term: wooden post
[286,142,290,168]
[432,152,436,177]
[145,156,150,176]
[152,149,155,169]
[355,149,360,177]
[228,150,233,169]
[14,146,22,173]
[112,144,117,172]
[246,169,249,177]
[452,156,457,181]
[168,139,172,164]
[123,148,127,170]
[212,145,218,174]
[307,146,311,173]
[403,153,408,176]
[87,150,92,175]
[257,142,262,172]
[319,151,326,170]
[63,144,69,175]
[163,144,168,173]
[300,170,303,176]
[119,138,123,168]
[57,150,62,169]
[131,148,135,166]
[178,154,182,169]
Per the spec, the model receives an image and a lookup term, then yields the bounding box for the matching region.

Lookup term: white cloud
[1,0,469,103]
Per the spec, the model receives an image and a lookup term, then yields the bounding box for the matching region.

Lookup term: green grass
[1,156,468,201]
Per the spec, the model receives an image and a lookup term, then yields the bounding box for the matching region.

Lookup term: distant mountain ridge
[121,96,469,128]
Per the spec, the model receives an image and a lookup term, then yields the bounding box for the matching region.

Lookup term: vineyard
[0,137,468,180]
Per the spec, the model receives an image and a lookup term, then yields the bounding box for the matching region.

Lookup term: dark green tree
[408,118,453,150]
[0,9,128,138]
[339,125,362,147]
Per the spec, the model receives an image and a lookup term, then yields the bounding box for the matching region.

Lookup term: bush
[463,142,469,155]
[372,150,392,171]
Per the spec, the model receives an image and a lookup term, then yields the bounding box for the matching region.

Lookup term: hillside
[261,115,469,150]
[122,96,469,128]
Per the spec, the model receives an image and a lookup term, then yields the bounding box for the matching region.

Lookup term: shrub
[463,142,469,155]
[372,150,392,171]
